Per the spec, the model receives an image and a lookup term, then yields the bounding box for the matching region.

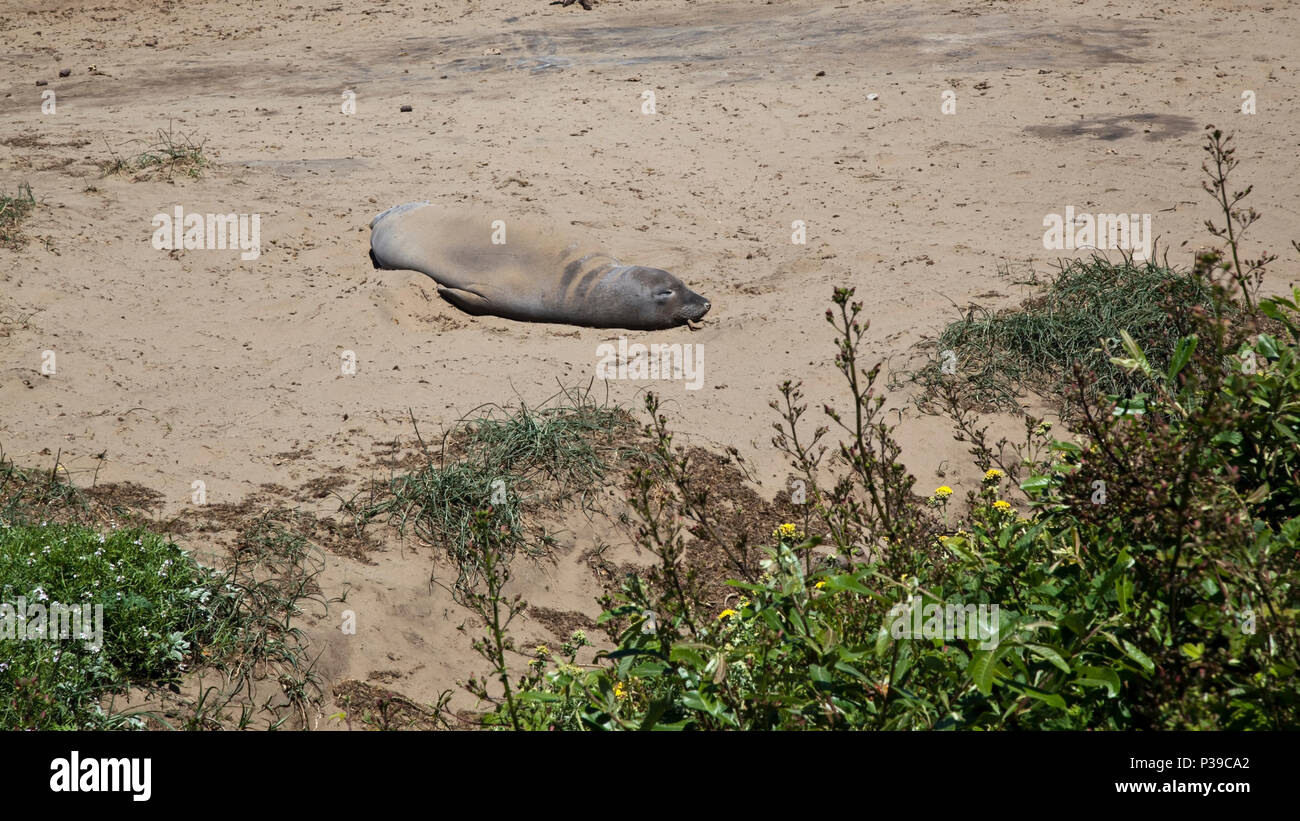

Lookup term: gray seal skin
[369,202,711,330]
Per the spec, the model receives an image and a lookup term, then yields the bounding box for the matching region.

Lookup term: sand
[2,0,1298,725]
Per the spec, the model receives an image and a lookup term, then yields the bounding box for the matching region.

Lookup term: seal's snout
[678,293,711,323]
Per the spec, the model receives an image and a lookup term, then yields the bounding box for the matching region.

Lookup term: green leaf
[1246,482,1271,504]
[834,660,871,683]
[1074,665,1121,697]
[1168,335,1198,381]
[515,690,561,703]
[968,646,1010,695]
[1008,682,1067,710]
[1110,396,1148,417]
[1023,642,1071,674]
[638,698,675,731]
[1212,430,1243,446]
[1119,330,1152,374]
[628,660,668,678]
[1120,639,1155,675]
[681,691,712,712]
[875,625,893,659]
[669,645,708,668]
[1256,334,1279,359]
[998,524,1014,552]
[822,573,874,596]
[760,608,784,632]
[1095,549,1134,597]
[1020,474,1054,493]
[1061,613,1089,638]
[942,536,978,563]
[680,691,737,727]
[596,605,640,624]
[1116,574,1133,614]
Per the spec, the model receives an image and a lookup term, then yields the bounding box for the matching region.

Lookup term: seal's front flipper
[437,286,492,315]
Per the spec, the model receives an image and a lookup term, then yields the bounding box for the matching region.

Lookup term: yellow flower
[613,681,627,700]
[992,500,1012,512]
[717,609,737,620]
[933,486,953,499]
[535,644,549,656]
[738,596,751,609]
[983,469,1004,483]
[814,581,826,590]
[772,522,798,539]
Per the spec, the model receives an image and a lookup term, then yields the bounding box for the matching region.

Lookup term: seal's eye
[655,288,674,300]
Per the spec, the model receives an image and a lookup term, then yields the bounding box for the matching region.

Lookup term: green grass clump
[0,183,36,250]
[0,522,228,729]
[927,254,1217,411]
[467,389,630,487]
[379,460,529,591]
[359,385,632,601]
[100,124,209,181]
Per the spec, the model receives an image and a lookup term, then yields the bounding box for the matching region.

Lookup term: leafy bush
[0,522,229,729]
[0,463,325,730]
[464,127,1298,730]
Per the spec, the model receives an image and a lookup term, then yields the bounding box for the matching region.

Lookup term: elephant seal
[368,202,711,330]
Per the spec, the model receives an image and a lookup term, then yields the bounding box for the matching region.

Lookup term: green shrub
[466,127,1298,730]
[0,522,229,729]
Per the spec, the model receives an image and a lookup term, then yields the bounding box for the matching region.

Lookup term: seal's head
[615,266,711,329]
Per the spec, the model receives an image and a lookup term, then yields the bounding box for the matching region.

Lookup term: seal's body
[369,202,710,330]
